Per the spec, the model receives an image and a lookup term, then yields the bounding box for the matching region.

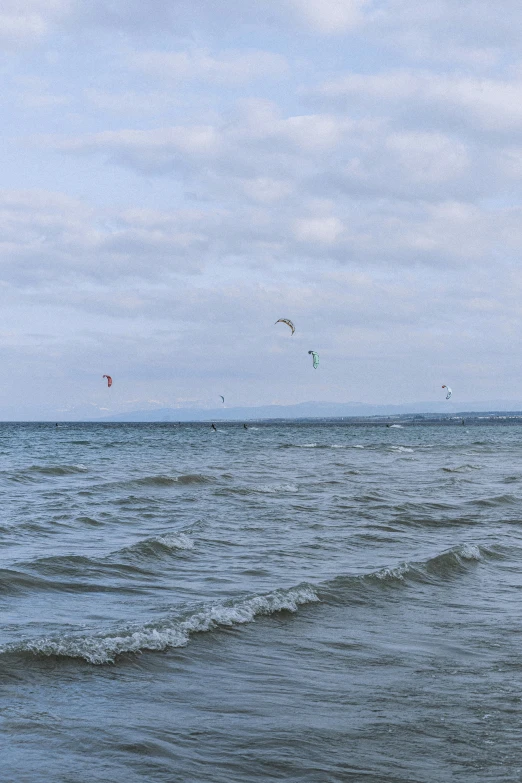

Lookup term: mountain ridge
[95,400,522,422]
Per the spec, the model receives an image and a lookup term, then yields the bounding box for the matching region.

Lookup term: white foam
[457,543,481,561]
[256,483,299,493]
[374,562,411,581]
[155,533,194,550]
[13,585,319,665]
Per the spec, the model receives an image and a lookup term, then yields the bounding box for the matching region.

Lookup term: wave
[76,516,105,526]
[120,532,195,559]
[5,585,319,665]
[0,542,170,592]
[470,494,518,508]
[278,443,318,449]
[2,531,197,589]
[2,543,491,665]
[217,483,299,496]
[26,464,87,475]
[128,474,216,488]
[442,464,482,473]
[320,543,485,602]
[0,564,139,595]
[278,443,344,450]
[4,464,89,482]
[255,483,299,494]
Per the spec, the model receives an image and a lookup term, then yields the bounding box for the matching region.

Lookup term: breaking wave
[2,543,490,665]
[320,543,485,603]
[5,585,319,665]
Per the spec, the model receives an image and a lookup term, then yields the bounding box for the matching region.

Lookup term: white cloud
[313,70,522,132]
[241,177,294,203]
[286,0,369,33]
[0,0,69,47]
[0,190,213,287]
[293,215,344,244]
[55,126,222,172]
[84,89,180,115]
[130,48,287,85]
[3,0,522,411]
[385,132,469,184]
[49,109,368,181]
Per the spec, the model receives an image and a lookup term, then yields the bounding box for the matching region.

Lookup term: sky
[1,0,522,419]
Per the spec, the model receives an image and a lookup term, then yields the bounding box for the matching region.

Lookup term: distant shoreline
[3,411,522,424]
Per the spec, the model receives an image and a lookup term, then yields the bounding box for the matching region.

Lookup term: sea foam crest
[456,543,481,560]
[155,532,194,550]
[255,483,299,494]
[370,543,482,584]
[12,585,319,665]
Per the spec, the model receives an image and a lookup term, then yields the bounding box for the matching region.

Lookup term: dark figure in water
[55,423,59,427]
[243,424,248,430]
[211,423,217,431]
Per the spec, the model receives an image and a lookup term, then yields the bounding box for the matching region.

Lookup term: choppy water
[2,420,522,781]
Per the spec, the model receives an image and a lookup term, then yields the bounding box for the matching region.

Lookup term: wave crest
[131,474,215,487]
[7,585,319,665]
[121,532,195,559]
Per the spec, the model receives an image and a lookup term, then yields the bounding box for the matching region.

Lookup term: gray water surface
[1,421,522,782]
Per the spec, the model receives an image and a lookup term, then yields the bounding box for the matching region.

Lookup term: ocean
[1,419,522,782]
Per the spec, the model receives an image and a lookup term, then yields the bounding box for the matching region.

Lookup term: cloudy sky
[1,0,521,418]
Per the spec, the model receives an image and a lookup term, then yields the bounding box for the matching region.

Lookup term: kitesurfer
[308,350,319,368]
[211,423,217,431]
[275,318,295,335]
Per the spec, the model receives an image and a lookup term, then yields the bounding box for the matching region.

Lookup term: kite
[442,385,452,400]
[308,350,319,369]
[103,375,113,388]
[275,318,295,335]
[220,396,225,404]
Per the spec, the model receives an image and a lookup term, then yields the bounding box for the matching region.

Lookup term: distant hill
[97,400,522,422]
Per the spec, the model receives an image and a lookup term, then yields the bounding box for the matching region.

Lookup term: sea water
[1,420,522,782]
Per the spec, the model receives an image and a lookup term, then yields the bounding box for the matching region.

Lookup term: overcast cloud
[1,0,521,418]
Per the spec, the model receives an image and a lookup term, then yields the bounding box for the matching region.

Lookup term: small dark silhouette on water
[211,423,217,431]
[243,424,248,430]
